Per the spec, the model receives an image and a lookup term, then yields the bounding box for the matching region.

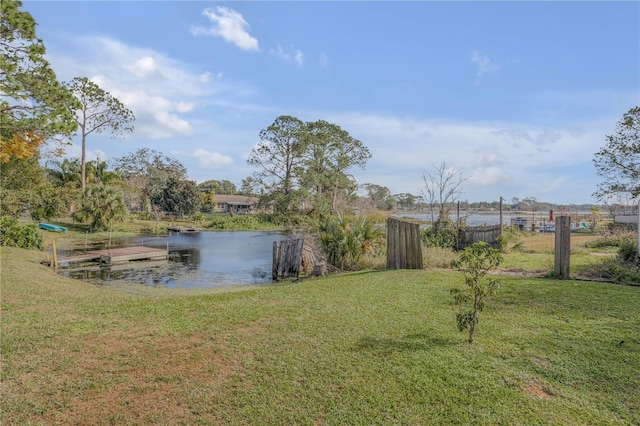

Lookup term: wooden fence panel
[272,238,304,280]
[457,224,502,250]
[386,217,423,270]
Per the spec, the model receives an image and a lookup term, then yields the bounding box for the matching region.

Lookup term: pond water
[58,231,288,289]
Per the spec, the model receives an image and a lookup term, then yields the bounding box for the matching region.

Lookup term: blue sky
[25,1,639,204]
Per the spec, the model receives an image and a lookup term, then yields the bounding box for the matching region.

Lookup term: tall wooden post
[499,196,503,237]
[52,238,58,269]
[554,215,571,279]
[637,199,640,259]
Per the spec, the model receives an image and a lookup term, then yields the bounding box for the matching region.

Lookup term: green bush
[618,237,639,262]
[204,214,281,231]
[0,217,43,250]
[422,219,459,249]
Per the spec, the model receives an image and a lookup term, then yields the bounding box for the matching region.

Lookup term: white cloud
[311,111,608,202]
[471,50,501,79]
[199,71,223,83]
[193,149,234,168]
[89,75,193,138]
[295,50,304,67]
[44,36,257,140]
[320,52,329,68]
[62,145,108,163]
[127,56,157,77]
[492,128,562,147]
[469,167,512,186]
[475,151,505,167]
[269,44,304,67]
[191,6,259,51]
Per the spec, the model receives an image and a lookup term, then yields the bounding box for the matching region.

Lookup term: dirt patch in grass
[530,357,552,368]
[524,379,551,399]
[590,252,617,257]
[3,327,253,425]
[496,267,547,277]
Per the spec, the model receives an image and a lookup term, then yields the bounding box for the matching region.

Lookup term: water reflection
[59,231,287,289]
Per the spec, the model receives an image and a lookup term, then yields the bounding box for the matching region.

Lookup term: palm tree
[318,212,383,270]
[73,185,127,230]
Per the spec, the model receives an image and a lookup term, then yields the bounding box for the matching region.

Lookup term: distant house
[614,214,638,224]
[213,194,260,214]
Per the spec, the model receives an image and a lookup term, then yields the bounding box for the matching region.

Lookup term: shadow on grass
[354,333,458,353]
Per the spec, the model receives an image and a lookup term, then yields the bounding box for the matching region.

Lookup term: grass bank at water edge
[1,246,639,425]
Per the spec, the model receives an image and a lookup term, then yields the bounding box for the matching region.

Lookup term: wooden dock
[43,246,168,267]
[167,226,199,233]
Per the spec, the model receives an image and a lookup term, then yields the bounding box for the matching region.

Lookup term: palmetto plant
[318,212,382,270]
[73,185,127,230]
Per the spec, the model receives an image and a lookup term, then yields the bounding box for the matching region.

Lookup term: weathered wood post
[272,238,304,280]
[52,238,58,269]
[554,215,571,279]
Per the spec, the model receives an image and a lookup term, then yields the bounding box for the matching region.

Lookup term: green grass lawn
[2,246,639,425]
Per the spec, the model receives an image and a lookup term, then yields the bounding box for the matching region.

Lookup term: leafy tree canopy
[0,156,72,220]
[0,0,78,160]
[197,179,237,195]
[247,115,371,216]
[363,183,394,211]
[113,148,192,214]
[47,157,122,188]
[149,177,200,218]
[114,148,187,183]
[593,106,640,202]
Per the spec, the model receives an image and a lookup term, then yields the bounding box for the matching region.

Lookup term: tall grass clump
[584,230,637,250]
[497,226,525,253]
[422,246,458,269]
[579,230,640,284]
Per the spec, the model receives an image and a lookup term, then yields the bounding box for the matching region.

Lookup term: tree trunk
[80,114,87,193]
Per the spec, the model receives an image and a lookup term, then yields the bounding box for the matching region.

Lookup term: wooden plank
[52,253,101,265]
[99,247,168,264]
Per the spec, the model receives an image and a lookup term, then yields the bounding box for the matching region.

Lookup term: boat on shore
[537,222,587,233]
[38,223,68,232]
